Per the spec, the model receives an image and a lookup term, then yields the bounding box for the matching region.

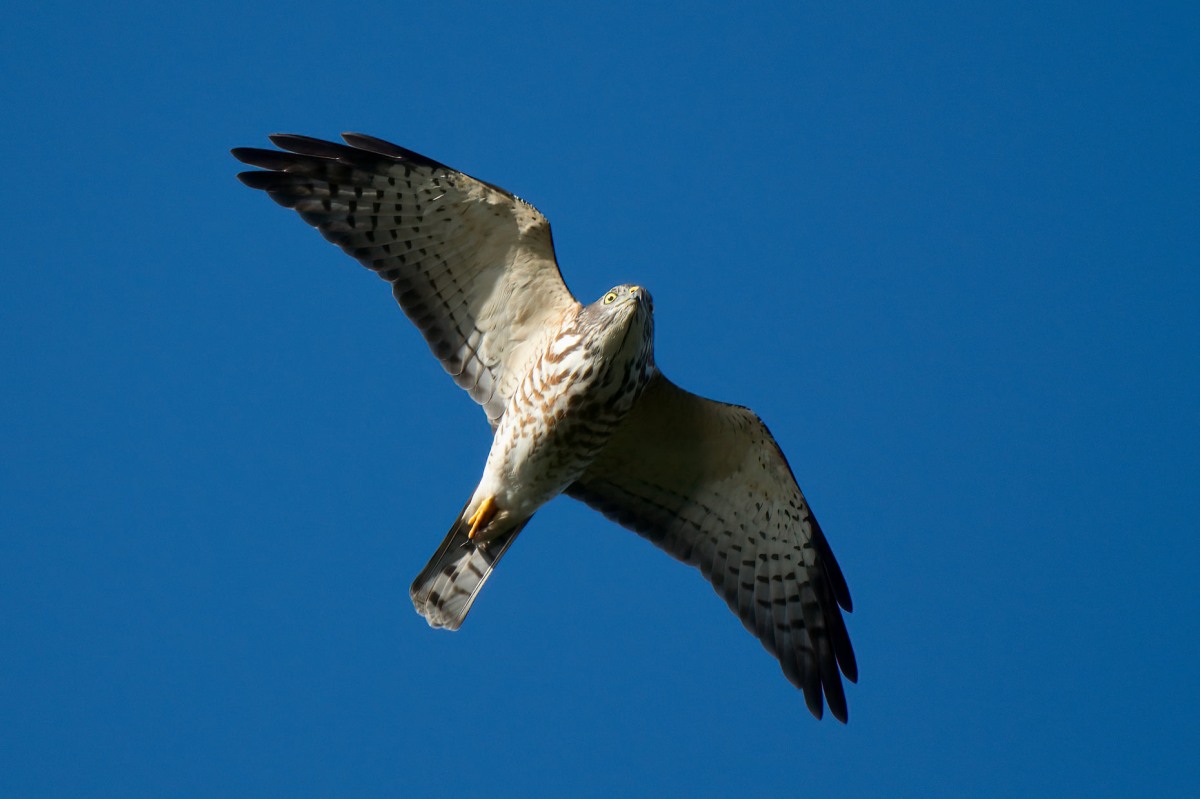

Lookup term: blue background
[3,2,1197,796]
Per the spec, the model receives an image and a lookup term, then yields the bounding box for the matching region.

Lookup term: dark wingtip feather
[831,613,859,683]
[811,518,853,612]
[231,146,269,165]
[268,133,357,159]
[829,693,849,724]
[342,132,450,170]
[341,132,409,157]
[236,170,284,190]
[820,640,849,723]
[231,146,303,170]
[804,685,825,721]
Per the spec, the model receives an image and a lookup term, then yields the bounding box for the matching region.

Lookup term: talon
[466,496,497,540]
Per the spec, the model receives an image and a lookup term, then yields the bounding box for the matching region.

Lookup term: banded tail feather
[410,503,528,630]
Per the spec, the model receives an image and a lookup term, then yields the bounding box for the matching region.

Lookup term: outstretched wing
[233,133,579,426]
[566,374,857,721]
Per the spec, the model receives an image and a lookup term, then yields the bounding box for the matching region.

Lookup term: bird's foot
[466,496,497,540]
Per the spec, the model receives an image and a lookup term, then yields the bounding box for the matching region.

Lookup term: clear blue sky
[2,2,1197,796]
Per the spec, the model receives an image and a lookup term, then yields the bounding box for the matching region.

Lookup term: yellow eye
[603,292,617,304]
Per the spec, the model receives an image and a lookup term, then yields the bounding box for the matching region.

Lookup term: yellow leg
[466,496,497,540]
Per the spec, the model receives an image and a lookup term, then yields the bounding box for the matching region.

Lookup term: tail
[409,503,529,630]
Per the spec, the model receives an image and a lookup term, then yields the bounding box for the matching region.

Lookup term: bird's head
[578,283,655,363]
[581,284,653,332]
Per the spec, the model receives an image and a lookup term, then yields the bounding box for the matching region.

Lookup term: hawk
[233,133,858,721]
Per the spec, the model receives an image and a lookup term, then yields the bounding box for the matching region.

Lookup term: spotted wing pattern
[567,373,857,721]
[233,133,579,426]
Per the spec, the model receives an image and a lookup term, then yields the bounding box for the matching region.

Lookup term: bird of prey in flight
[233,133,857,721]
